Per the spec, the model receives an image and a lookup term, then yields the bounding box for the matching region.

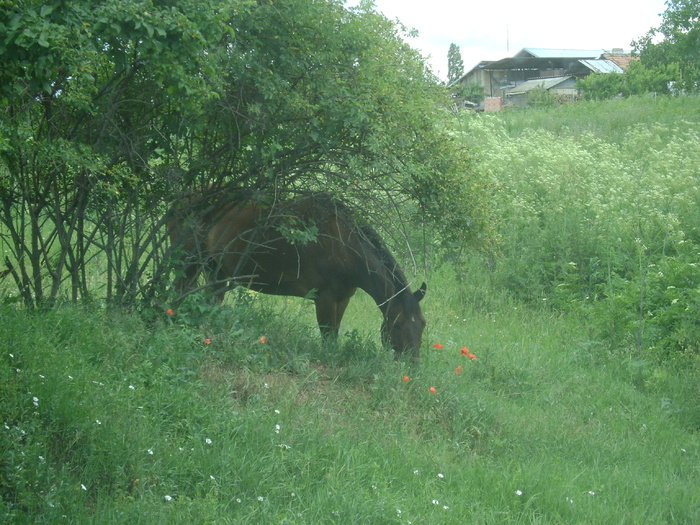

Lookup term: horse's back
[204,198,358,299]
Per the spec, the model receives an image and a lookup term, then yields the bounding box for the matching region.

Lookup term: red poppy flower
[205,338,211,345]
[454,365,463,374]
[460,346,469,356]
[166,308,174,316]
[433,343,444,350]
[468,353,477,360]
[429,386,437,393]
[259,336,267,344]
[403,376,410,382]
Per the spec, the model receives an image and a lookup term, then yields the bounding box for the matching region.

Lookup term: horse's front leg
[314,290,353,342]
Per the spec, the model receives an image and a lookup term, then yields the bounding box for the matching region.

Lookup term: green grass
[493,93,700,142]
[3,95,700,523]
[2,270,698,524]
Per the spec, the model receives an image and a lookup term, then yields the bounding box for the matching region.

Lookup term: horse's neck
[357,268,406,314]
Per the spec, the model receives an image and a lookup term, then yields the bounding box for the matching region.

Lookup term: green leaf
[37,32,50,48]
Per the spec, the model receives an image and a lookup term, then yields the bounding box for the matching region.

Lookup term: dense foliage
[0,0,488,307]
[577,61,683,100]
[455,95,700,359]
[634,0,700,92]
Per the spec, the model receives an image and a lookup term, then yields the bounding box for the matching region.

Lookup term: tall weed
[456,95,700,358]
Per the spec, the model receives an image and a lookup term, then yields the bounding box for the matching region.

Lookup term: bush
[527,85,558,108]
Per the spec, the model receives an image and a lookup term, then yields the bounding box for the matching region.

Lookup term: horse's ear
[414,282,426,303]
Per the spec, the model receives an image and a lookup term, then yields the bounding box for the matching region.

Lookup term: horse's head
[382,282,426,361]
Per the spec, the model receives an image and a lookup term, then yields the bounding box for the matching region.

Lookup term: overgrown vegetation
[2,95,700,523]
[2,0,700,522]
[2,274,698,523]
[455,94,700,359]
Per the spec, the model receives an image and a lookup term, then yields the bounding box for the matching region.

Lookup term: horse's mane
[359,222,411,290]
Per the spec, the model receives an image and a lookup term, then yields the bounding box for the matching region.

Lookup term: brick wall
[484,97,504,112]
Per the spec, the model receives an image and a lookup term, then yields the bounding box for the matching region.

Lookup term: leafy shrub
[577,72,627,100]
[527,85,558,108]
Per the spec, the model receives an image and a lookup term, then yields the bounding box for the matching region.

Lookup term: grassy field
[2,274,698,523]
[2,95,700,523]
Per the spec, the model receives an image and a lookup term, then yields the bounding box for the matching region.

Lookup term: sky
[346,0,667,81]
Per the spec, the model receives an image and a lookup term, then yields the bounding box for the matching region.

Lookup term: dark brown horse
[168,193,426,360]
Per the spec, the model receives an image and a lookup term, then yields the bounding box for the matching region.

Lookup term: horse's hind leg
[174,262,200,300]
[208,268,230,304]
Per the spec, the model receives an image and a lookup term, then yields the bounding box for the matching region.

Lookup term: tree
[447,43,465,84]
[0,0,491,307]
[633,0,700,92]
[579,0,699,99]
[577,72,627,100]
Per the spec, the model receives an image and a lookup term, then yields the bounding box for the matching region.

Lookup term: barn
[453,47,636,110]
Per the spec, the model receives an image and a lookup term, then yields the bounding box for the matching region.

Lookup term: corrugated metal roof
[506,76,574,95]
[518,48,605,59]
[578,59,624,74]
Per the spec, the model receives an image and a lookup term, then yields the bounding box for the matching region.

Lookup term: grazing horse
[168,193,426,360]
